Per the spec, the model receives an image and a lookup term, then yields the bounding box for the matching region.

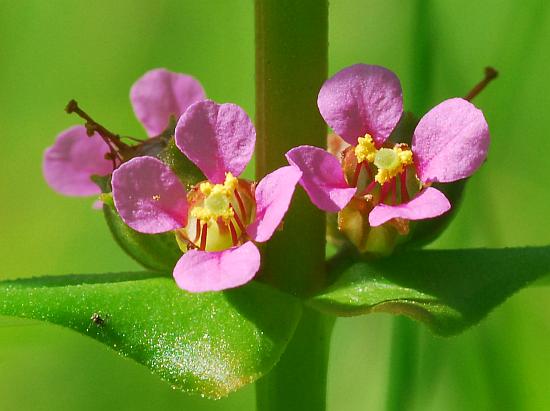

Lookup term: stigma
[191,173,238,223]
[181,175,255,252]
[373,145,413,185]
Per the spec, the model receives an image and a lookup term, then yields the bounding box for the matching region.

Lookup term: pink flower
[43,68,205,197]
[287,64,489,232]
[111,100,302,292]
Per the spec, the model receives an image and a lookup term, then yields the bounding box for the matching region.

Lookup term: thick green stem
[256,308,334,411]
[255,0,328,297]
[386,316,418,411]
[254,1,330,410]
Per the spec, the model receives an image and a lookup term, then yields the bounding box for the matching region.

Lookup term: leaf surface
[0,273,301,398]
[311,246,550,335]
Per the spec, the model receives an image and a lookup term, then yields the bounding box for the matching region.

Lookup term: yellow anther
[373,146,413,184]
[354,134,377,163]
[223,172,238,192]
[191,173,238,223]
[199,182,213,196]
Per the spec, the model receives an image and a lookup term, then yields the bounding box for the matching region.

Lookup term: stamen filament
[365,180,377,194]
[400,169,409,203]
[234,189,247,222]
[231,204,246,232]
[193,220,201,243]
[199,223,208,250]
[391,178,397,205]
[229,221,238,246]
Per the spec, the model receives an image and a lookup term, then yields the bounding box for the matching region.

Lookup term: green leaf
[310,246,550,336]
[103,202,183,272]
[0,273,301,398]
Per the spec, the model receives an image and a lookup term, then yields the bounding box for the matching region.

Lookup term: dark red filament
[229,221,238,246]
[231,205,246,232]
[400,169,409,203]
[234,189,247,222]
[193,220,201,243]
[199,223,208,250]
[365,180,377,194]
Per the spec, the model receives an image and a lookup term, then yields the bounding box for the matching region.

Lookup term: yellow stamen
[354,134,377,163]
[191,173,238,223]
[373,146,413,184]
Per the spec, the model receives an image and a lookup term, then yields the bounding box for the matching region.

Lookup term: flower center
[178,174,256,252]
[374,148,399,170]
[354,134,377,163]
[373,146,413,185]
[191,173,238,223]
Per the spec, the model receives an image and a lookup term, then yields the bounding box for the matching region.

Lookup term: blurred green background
[0,0,548,410]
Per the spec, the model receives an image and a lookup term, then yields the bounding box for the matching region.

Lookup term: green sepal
[90,135,205,273]
[387,111,418,145]
[90,174,112,193]
[404,179,466,249]
[310,246,550,336]
[157,137,204,187]
[92,159,183,273]
[103,202,182,273]
[0,273,302,398]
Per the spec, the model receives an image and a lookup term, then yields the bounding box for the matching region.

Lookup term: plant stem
[255,0,328,297]
[254,1,330,410]
[256,307,334,411]
[386,316,418,411]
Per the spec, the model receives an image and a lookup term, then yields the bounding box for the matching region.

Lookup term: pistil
[373,145,413,185]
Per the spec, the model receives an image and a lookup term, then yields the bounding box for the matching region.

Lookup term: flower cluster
[43,63,491,291]
[287,64,490,253]
[43,68,301,292]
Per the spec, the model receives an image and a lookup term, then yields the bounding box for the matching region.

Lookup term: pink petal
[175,100,255,183]
[43,125,112,196]
[369,187,451,226]
[286,145,356,212]
[317,64,403,146]
[247,166,302,243]
[111,156,187,234]
[130,68,206,137]
[412,98,490,183]
[173,241,260,292]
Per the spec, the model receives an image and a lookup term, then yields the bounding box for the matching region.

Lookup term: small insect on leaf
[90,312,106,326]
